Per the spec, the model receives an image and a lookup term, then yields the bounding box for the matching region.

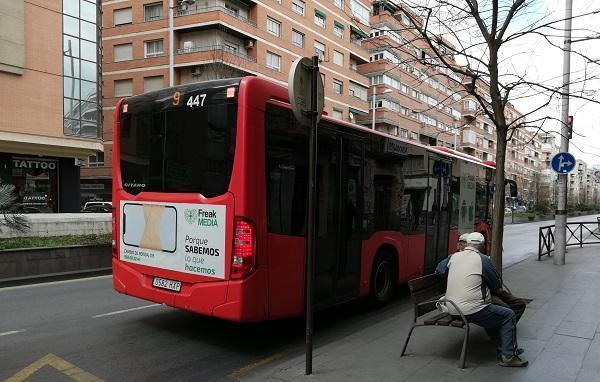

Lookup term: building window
[333,21,344,38]
[88,152,105,167]
[114,7,132,26]
[267,17,281,37]
[332,108,343,119]
[400,129,409,138]
[224,41,239,54]
[334,0,344,9]
[292,29,304,48]
[144,39,163,58]
[333,79,343,94]
[333,50,343,66]
[144,75,163,92]
[63,0,100,138]
[350,0,369,25]
[314,9,326,28]
[464,99,477,111]
[114,79,133,97]
[114,43,133,61]
[292,0,305,15]
[349,81,368,101]
[224,3,240,17]
[314,41,325,61]
[144,2,163,21]
[266,51,281,71]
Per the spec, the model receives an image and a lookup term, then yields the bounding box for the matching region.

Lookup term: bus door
[314,128,363,308]
[424,157,452,273]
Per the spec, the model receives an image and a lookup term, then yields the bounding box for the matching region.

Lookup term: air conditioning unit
[244,40,254,48]
[183,41,194,52]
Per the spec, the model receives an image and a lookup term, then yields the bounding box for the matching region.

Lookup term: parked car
[81,204,111,213]
[514,205,527,212]
[83,201,112,210]
[505,207,512,214]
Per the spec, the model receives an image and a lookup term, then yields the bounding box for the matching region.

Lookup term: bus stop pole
[305,55,319,376]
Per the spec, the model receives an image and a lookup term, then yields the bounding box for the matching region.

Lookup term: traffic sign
[288,57,324,126]
[551,152,576,173]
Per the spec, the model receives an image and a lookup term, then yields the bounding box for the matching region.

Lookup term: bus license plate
[152,277,182,292]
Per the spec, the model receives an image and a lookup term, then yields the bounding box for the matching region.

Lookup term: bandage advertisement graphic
[120,201,226,279]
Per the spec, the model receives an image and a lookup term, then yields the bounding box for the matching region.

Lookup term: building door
[424,157,452,273]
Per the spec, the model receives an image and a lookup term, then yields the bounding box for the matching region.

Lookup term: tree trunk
[491,127,508,274]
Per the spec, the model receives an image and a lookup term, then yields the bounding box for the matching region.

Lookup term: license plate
[152,277,182,292]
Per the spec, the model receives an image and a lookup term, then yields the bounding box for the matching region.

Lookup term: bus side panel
[266,234,306,319]
[448,228,459,255]
[212,267,269,322]
[359,232,426,297]
[474,222,492,255]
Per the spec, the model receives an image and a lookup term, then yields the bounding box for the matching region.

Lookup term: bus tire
[370,251,396,305]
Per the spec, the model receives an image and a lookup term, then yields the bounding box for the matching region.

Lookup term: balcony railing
[174,5,257,27]
[176,44,257,63]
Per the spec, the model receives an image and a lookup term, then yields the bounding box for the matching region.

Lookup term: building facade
[0,0,103,213]
[98,0,373,193]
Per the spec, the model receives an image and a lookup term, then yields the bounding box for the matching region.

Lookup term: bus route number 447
[152,276,182,292]
[187,94,206,108]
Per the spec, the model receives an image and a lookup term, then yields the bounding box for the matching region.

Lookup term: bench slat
[436,314,454,326]
[450,319,466,328]
[408,274,444,293]
[424,312,449,325]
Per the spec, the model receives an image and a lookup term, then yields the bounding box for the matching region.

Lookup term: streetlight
[169,0,196,87]
[371,88,392,130]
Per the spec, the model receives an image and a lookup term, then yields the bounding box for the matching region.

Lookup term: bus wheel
[370,252,395,305]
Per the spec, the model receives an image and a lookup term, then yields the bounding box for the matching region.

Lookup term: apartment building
[567,159,600,207]
[0,0,103,212]
[97,0,373,194]
[357,1,463,148]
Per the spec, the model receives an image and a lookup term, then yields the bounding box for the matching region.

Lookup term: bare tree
[378,0,600,272]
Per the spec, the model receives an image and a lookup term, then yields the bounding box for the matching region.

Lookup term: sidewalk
[242,246,600,382]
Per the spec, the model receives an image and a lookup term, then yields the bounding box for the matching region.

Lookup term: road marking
[0,329,25,337]
[5,353,104,382]
[0,275,112,292]
[92,303,161,318]
[227,353,282,380]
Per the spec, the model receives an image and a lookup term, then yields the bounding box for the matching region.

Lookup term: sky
[403,0,600,167]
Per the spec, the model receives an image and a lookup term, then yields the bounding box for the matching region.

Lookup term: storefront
[0,154,82,213]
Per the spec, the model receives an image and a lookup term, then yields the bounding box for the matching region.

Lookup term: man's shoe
[496,348,524,360]
[499,354,528,367]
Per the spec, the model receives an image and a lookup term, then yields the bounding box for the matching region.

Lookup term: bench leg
[401,324,418,356]
[459,324,470,369]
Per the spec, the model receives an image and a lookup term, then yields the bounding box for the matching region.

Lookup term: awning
[349,107,368,116]
[350,25,369,39]
[334,20,345,30]
[314,9,327,19]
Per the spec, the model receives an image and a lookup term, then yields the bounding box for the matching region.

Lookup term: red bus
[112,76,495,322]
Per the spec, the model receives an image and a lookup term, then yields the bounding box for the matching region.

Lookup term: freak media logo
[184,209,198,225]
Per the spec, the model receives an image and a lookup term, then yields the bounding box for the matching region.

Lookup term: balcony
[174,4,257,28]
[176,44,256,63]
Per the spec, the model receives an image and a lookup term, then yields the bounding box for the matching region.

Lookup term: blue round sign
[551,152,576,173]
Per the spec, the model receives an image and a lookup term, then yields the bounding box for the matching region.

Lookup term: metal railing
[173,5,257,27]
[538,219,600,260]
[175,44,257,63]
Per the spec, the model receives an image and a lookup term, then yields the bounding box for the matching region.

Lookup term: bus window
[475,181,489,223]
[119,89,237,197]
[265,104,308,235]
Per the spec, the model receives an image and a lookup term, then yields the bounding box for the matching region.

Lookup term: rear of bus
[112,78,267,322]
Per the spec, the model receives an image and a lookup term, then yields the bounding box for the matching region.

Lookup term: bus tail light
[231,217,256,279]
[112,208,118,258]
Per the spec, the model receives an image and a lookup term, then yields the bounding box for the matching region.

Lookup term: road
[502,213,599,267]
[2,216,598,381]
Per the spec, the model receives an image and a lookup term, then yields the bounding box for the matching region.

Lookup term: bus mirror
[505,179,518,198]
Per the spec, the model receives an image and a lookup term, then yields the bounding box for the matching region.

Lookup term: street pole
[305,55,319,376]
[554,0,573,265]
[371,90,376,130]
[169,0,174,87]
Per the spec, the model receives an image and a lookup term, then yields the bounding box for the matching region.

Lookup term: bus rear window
[119,94,237,197]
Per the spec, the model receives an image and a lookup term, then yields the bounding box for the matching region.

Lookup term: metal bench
[401,274,470,368]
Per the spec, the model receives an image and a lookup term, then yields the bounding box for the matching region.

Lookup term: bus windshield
[119,84,238,197]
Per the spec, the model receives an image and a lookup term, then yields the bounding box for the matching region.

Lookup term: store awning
[350,25,369,39]
[334,20,345,30]
[0,131,103,159]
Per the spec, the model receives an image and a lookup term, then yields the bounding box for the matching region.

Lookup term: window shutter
[114,8,132,25]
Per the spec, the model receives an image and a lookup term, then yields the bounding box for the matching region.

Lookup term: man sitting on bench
[434,232,528,367]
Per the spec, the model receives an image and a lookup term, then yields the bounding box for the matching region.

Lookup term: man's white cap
[459,233,470,242]
[466,232,485,245]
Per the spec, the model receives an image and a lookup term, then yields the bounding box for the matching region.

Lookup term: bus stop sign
[288,57,324,126]
[551,152,576,174]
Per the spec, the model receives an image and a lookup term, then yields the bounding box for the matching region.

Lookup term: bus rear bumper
[112,259,268,322]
